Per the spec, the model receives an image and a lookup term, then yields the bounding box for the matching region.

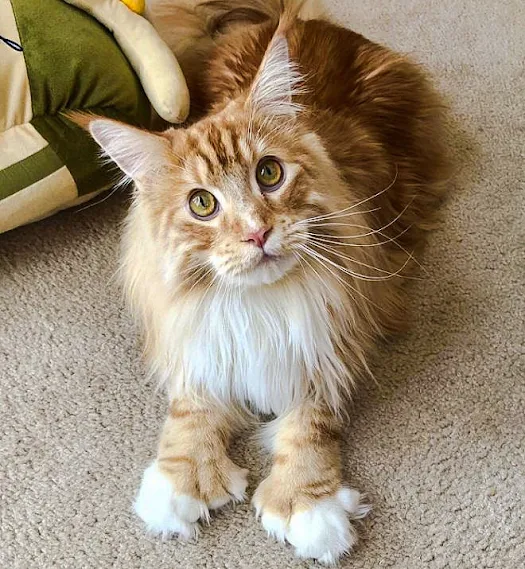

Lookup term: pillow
[0,0,187,234]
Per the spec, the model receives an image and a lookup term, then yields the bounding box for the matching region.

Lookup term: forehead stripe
[207,124,231,165]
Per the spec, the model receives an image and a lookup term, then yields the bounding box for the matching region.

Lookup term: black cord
[0,35,23,52]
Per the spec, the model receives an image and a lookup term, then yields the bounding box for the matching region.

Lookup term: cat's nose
[244,227,272,249]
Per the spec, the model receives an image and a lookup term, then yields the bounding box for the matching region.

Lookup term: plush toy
[0,0,189,234]
[64,0,188,124]
[121,0,146,13]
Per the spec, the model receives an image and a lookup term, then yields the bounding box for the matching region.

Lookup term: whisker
[299,227,424,274]
[193,270,222,323]
[299,243,411,282]
[300,222,372,230]
[169,260,210,291]
[296,244,387,313]
[296,223,412,248]
[300,227,421,275]
[304,239,419,280]
[293,250,336,299]
[305,238,408,277]
[307,196,416,241]
[299,206,381,225]
[180,264,215,297]
[300,243,381,282]
[75,183,127,213]
[293,164,398,226]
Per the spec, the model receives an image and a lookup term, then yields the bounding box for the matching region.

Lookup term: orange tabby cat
[85,0,448,563]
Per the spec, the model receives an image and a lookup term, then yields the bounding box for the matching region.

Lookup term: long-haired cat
[84,0,449,563]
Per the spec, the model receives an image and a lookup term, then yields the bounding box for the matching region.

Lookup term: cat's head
[88,35,341,289]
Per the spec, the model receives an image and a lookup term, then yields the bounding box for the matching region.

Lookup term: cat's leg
[253,401,369,564]
[134,397,248,538]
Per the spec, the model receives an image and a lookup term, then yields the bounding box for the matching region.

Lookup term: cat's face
[149,108,331,287]
[87,35,342,290]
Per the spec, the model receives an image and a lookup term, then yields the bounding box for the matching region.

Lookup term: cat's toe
[255,486,370,564]
[288,488,369,564]
[134,461,208,539]
[208,464,249,509]
[259,511,287,541]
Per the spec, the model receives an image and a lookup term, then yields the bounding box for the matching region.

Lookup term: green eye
[256,157,284,191]
[188,189,218,219]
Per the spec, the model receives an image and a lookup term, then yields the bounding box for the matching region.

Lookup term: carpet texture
[1,1,524,567]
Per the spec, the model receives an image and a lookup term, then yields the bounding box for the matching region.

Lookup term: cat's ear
[247,34,303,118]
[89,118,170,182]
[71,113,170,182]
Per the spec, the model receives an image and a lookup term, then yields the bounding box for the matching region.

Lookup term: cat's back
[199,17,432,117]
[199,18,368,113]
[204,18,443,159]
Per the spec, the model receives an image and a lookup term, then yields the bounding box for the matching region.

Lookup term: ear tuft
[86,119,170,182]
[247,34,304,118]
[66,110,95,131]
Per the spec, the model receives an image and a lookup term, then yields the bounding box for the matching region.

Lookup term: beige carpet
[1,1,524,567]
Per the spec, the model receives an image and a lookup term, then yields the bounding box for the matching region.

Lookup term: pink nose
[245,227,272,249]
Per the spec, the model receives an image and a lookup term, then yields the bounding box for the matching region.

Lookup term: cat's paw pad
[255,487,370,564]
[134,462,208,539]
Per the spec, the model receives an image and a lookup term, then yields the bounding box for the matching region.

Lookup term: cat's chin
[227,255,298,288]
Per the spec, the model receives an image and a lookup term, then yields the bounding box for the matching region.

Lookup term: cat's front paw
[253,479,370,564]
[134,460,248,539]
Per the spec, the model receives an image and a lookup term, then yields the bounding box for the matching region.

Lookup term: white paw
[134,461,249,539]
[134,462,208,539]
[259,488,370,565]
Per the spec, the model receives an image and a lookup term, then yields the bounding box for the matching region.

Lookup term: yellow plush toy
[121,0,145,14]
[63,0,189,123]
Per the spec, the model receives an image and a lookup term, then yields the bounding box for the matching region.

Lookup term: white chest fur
[157,277,347,414]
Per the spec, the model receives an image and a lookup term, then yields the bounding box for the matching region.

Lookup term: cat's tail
[200,0,328,32]
[145,0,326,71]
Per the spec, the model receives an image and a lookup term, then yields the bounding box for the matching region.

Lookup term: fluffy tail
[145,0,326,69]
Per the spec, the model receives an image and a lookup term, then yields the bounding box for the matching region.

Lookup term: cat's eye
[188,189,218,219]
[256,157,284,191]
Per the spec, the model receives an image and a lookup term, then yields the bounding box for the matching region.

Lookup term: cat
[84,0,449,563]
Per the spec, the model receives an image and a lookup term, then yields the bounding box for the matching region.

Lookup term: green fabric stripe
[31,113,116,197]
[0,145,63,201]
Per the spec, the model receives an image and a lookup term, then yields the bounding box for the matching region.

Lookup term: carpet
[1,1,524,567]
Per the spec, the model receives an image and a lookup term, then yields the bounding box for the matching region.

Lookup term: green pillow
[0,0,152,233]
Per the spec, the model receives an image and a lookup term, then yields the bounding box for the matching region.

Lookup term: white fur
[89,120,168,182]
[134,462,248,539]
[134,461,249,538]
[257,511,287,541]
[156,274,350,414]
[259,488,370,565]
[134,462,208,539]
[249,35,304,117]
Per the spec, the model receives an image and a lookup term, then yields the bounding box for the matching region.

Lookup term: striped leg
[253,402,369,564]
[134,397,248,538]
